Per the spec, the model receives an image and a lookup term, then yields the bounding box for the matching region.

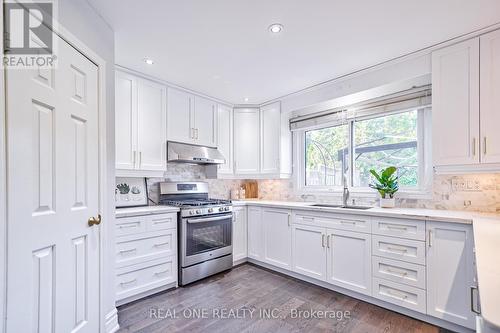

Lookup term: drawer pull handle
[120,278,137,286]
[118,248,137,255]
[153,241,170,248]
[302,216,315,221]
[321,234,325,248]
[154,269,170,276]
[118,223,139,229]
[152,219,172,224]
[340,220,356,225]
[386,245,408,253]
[386,267,409,277]
[386,289,409,300]
[386,225,408,231]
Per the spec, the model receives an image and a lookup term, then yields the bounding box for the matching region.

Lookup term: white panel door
[6,36,100,332]
[194,96,217,147]
[291,224,327,281]
[480,29,500,164]
[115,71,137,170]
[233,108,260,174]
[167,88,194,144]
[247,206,263,260]
[232,206,247,263]
[427,222,476,330]
[326,229,372,296]
[432,38,480,166]
[262,208,291,270]
[260,103,281,174]
[217,104,233,174]
[137,78,167,171]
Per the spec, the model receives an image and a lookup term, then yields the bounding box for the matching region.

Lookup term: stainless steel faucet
[342,174,349,207]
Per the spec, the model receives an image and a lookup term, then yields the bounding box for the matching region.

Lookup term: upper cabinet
[166,88,217,147]
[233,108,260,174]
[260,103,281,174]
[217,104,233,174]
[432,29,500,172]
[115,70,167,176]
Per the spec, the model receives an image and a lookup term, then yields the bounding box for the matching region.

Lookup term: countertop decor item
[369,166,399,208]
[115,177,148,208]
[244,181,258,199]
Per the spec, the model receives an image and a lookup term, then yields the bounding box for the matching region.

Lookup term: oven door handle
[186,214,232,224]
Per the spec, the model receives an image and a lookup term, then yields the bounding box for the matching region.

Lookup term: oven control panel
[181,205,233,218]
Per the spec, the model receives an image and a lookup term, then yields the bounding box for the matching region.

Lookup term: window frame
[294,107,433,199]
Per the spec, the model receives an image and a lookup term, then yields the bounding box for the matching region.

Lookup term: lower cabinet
[262,208,292,270]
[247,206,263,260]
[327,229,372,296]
[232,206,247,263]
[426,221,477,330]
[291,224,327,280]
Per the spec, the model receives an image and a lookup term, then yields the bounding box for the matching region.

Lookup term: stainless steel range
[159,182,233,285]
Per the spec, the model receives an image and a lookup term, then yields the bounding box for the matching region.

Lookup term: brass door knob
[88,214,102,227]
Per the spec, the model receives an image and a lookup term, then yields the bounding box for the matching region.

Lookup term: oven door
[181,213,233,267]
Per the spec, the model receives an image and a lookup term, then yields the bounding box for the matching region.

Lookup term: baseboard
[232,258,248,266]
[246,259,475,333]
[105,308,119,333]
[115,281,177,307]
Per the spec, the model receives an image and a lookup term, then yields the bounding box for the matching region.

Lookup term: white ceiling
[88,0,500,105]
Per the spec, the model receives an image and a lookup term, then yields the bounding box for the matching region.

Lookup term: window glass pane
[305,124,349,186]
[353,110,418,187]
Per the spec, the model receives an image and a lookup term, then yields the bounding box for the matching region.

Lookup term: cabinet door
[291,224,327,281]
[115,71,137,170]
[194,96,217,147]
[262,208,291,270]
[326,229,372,296]
[427,222,476,330]
[167,88,194,144]
[137,79,167,171]
[260,103,281,174]
[247,206,263,260]
[480,30,500,164]
[233,108,260,174]
[432,38,480,166]
[232,206,247,263]
[217,104,233,174]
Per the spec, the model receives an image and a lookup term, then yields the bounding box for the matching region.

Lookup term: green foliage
[117,183,130,194]
[369,166,399,198]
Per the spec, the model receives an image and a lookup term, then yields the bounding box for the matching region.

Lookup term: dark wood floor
[117,263,445,333]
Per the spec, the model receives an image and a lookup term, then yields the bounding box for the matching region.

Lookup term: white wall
[57,0,117,330]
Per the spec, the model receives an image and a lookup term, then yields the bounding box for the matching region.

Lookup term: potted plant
[369,166,399,208]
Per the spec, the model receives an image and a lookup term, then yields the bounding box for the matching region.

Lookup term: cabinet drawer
[116,230,177,268]
[372,235,426,265]
[372,217,425,241]
[294,213,371,233]
[116,257,176,301]
[372,278,426,314]
[116,216,146,237]
[372,257,426,289]
[146,213,176,231]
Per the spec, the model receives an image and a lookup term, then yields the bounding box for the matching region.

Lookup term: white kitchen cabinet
[291,224,327,281]
[194,96,217,147]
[232,206,247,263]
[115,71,137,170]
[426,221,476,330]
[432,38,480,167]
[233,108,260,174]
[262,208,292,270]
[247,206,263,260]
[217,104,233,174]
[480,29,500,164]
[115,70,167,175]
[167,88,193,144]
[327,229,372,296]
[260,102,281,174]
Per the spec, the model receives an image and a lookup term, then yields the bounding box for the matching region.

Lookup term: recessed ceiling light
[244,97,249,102]
[268,23,283,34]
[144,58,154,65]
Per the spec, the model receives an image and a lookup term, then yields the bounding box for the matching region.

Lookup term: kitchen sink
[311,204,372,210]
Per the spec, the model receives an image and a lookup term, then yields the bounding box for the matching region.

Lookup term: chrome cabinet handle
[154,269,170,276]
[386,225,408,231]
[483,137,487,155]
[472,137,476,156]
[288,213,291,227]
[470,286,481,314]
[385,267,408,277]
[118,248,137,255]
[153,241,170,248]
[120,278,137,286]
[321,234,325,248]
[327,235,330,248]
[387,245,408,253]
[428,230,432,247]
[386,289,408,300]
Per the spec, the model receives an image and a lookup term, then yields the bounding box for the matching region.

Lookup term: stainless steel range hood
[167,141,225,165]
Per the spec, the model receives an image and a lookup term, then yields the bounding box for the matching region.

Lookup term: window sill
[296,187,432,200]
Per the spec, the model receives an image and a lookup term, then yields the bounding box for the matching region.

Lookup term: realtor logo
[3,1,56,68]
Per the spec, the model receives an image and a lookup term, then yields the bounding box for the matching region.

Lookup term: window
[301,109,429,193]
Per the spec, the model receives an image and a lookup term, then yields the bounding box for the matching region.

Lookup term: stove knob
[208,208,213,213]
[189,210,194,215]
[224,206,230,211]
[196,209,202,214]
[219,207,224,212]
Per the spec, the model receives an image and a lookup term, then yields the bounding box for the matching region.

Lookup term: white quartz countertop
[472,217,500,329]
[231,199,499,224]
[115,205,179,218]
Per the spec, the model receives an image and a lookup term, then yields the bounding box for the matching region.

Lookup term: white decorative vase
[380,197,395,208]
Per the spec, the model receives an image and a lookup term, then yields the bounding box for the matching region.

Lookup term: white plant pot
[380,198,395,208]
